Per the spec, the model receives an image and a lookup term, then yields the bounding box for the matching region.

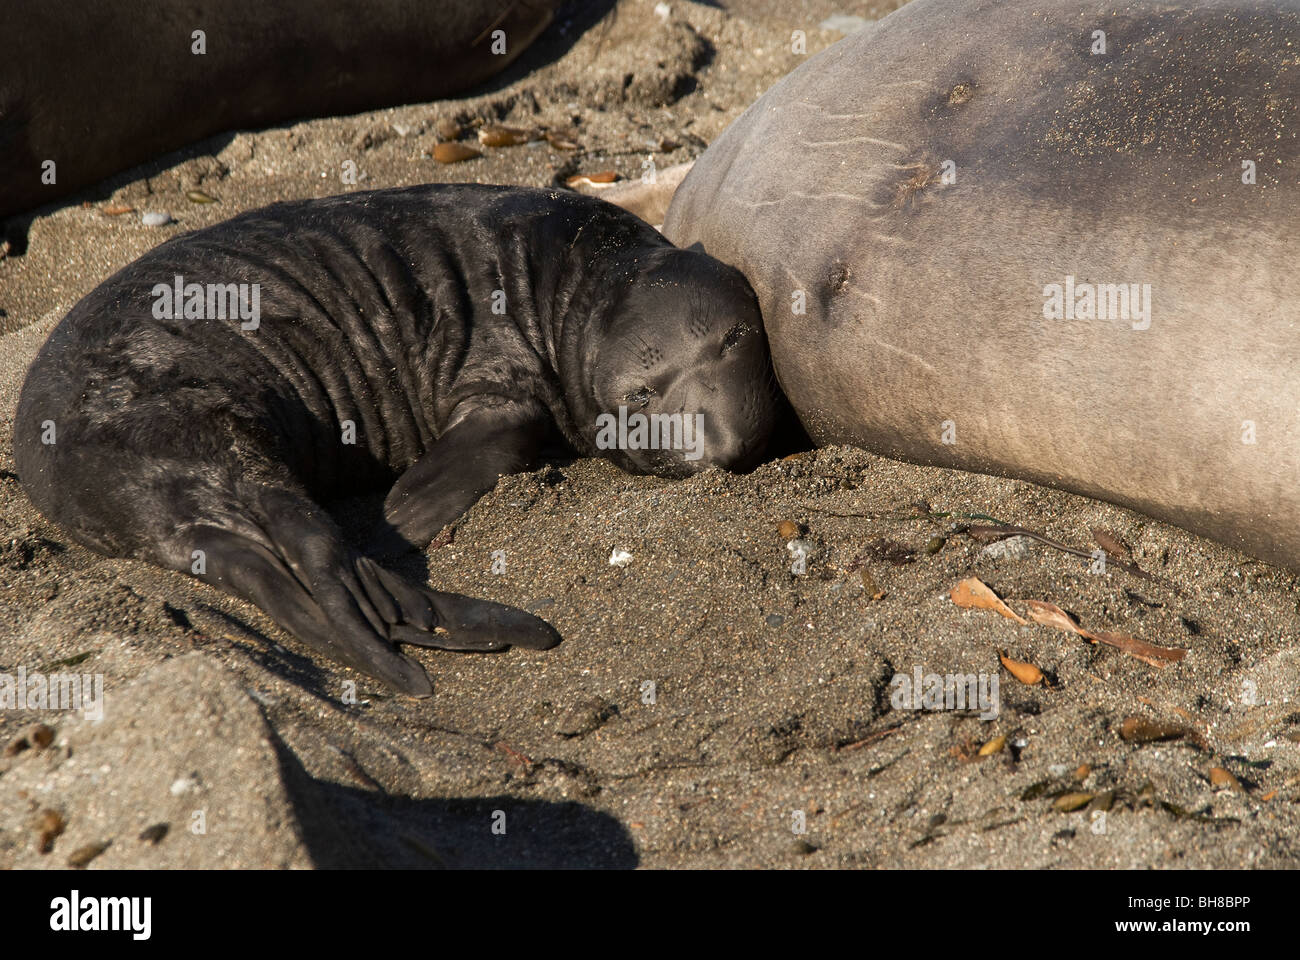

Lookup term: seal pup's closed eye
[15,184,780,695]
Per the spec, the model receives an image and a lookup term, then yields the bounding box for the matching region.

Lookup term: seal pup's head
[587,247,778,477]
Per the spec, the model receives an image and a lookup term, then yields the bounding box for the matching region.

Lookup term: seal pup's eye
[623,386,657,407]
[721,323,750,354]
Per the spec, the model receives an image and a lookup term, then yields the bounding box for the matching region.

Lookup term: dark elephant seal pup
[665,0,1300,569]
[15,185,777,694]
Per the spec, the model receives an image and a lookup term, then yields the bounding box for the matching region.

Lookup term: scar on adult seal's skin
[14,185,779,695]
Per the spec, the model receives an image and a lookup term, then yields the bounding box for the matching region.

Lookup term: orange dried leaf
[1208,767,1241,790]
[999,653,1043,686]
[1053,792,1094,812]
[565,171,620,188]
[477,124,534,147]
[433,142,481,164]
[950,577,1027,624]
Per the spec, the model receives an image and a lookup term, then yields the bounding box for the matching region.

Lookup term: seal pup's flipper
[190,501,559,694]
[191,526,435,696]
[355,559,561,652]
[377,404,547,552]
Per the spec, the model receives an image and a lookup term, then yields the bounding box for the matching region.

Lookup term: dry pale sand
[0,0,1297,868]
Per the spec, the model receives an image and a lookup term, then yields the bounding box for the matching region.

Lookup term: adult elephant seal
[665,0,1300,570]
[0,0,561,219]
[14,185,777,695]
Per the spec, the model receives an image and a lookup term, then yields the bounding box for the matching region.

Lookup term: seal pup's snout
[588,247,779,477]
[590,332,774,476]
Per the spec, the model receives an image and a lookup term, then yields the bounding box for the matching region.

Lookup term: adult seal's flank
[665,0,1300,570]
[15,185,778,695]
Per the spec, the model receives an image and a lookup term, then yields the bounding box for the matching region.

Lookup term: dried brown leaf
[478,124,535,147]
[1119,715,1190,743]
[1209,767,1241,791]
[999,653,1043,685]
[1091,527,1131,559]
[951,577,1028,624]
[1026,600,1185,667]
[1053,792,1094,812]
[1087,628,1187,667]
[565,170,619,187]
[544,131,580,150]
[433,142,481,164]
[1026,600,1083,634]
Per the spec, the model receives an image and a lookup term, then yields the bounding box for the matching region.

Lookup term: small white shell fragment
[141,211,173,226]
[608,548,634,567]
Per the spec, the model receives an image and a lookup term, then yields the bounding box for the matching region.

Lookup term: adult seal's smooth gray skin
[14,185,777,695]
[665,0,1300,569]
[0,0,561,219]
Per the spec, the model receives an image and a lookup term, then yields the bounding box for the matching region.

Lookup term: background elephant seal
[0,0,562,219]
[14,184,777,695]
[665,0,1300,570]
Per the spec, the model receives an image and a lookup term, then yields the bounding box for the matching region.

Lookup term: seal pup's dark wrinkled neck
[507,190,676,453]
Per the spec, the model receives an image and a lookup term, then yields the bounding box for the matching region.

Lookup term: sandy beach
[1,0,1297,869]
